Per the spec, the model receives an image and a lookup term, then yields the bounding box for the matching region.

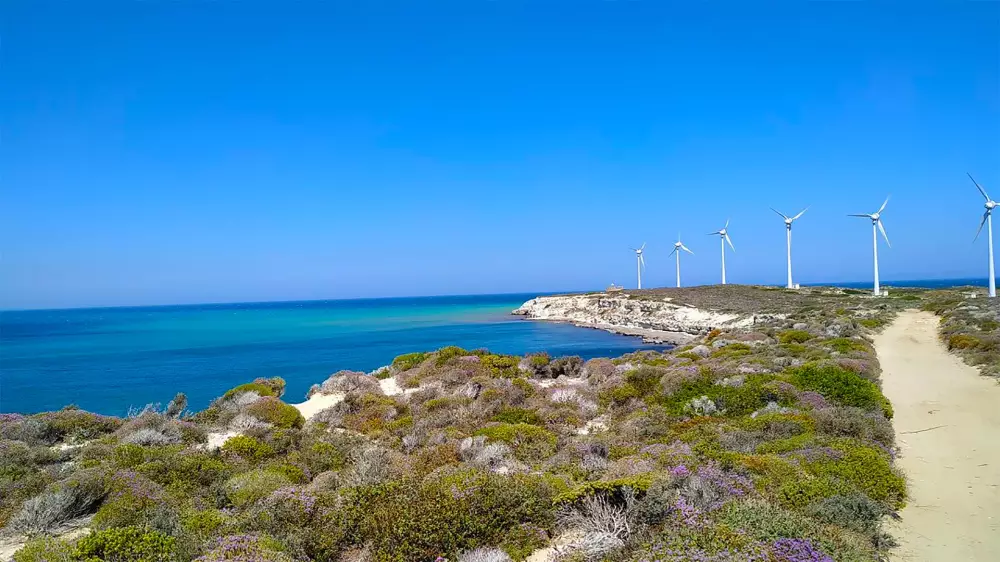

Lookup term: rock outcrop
[512,293,765,344]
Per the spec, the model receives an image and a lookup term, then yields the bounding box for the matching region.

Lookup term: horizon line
[1,276,990,313]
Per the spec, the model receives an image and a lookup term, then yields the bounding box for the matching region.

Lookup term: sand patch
[292,392,346,420]
[874,310,1000,561]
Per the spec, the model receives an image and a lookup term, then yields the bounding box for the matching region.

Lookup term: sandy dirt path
[874,310,1000,561]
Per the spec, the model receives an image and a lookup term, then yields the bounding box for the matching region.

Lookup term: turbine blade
[682,245,694,255]
[877,196,889,215]
[725,233,736,252]
[640,254,646,269]
[878,219,891,248]
[771,207,788,220]
[969,173,991,201]
[791,207,809,221]
[848,214,871,218]
[975,210,989,241]
[669,246,678,256]
[707,231,720,236]
[641,242,646,251]
[725,218,730,229]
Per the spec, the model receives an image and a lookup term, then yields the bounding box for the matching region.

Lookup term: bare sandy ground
[874,310,1000,561]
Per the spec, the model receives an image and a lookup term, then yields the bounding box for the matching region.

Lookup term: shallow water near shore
[1,294,669,415]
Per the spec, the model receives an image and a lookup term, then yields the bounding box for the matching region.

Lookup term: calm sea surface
[1,294,670,415]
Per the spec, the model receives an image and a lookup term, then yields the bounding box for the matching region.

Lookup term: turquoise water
[1,294,668,415]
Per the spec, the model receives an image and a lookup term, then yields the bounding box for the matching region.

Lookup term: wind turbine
[708,220,735,284]
[969,173,997,298]
[771,207,808,289]
[849,197,891,296]
[631,243,646,289]
[668,234,694,288]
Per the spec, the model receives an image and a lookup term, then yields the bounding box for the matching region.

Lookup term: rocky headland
[512,289,788,344]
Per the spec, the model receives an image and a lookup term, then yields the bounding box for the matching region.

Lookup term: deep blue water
[1,294,670,415]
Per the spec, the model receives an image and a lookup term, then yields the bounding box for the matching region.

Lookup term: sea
[0,293,670,415]
[1,278,989,416]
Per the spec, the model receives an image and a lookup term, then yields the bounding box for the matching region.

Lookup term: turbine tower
[668,234,694,288]
[708,220,735,284]
[849,197,891,296]
[969,173,997,298]
[771,207,808,289]
[631,243,646,289]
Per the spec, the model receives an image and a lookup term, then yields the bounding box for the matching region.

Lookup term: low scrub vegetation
[923,289,1000,377]
[1,287,916,561]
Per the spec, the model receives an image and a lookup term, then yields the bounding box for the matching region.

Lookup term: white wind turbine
[771,207,808,289]
[969,173,997,298]
[849,197,891,296]
[631,243,646,289]
[668,234,694,288]
[707,220,735,284]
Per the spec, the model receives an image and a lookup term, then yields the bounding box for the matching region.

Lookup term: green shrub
[221,435,275,461]
[664,374,781,417]
[224,469,292,507]
[779,330,813,344]
[948,334,981,350]
[675,351,702,361]
[222,377,286,401]
[179,508,226,540]
[500,525,549,560]
[392,352,428,371]
[720,499,813,541]
[113,443,147,468]
[137,450,231,493]
[821,338,870,354]
[424,396,471,411]
[434,345,471,365]
[528,353,551,368]
[480,354,522,378]
[811,440,906,509]
[314,470,555,562]
[13,537,73,562]
[554,475,653,504]
[859,318,886,329]
[92,470,164,529]
[805,492,887,533]
[599,384,641,408]
[493,407,544,426]
[245,397,304,429]
[790,363,893,418]
[712,343,753,358]
[196,534,294,562]
[511,377,536,397]
[776,476,846,508]
[474,423,557,461]
[624,366,663,395]
[36,409,122,443]
[75,526,176,562]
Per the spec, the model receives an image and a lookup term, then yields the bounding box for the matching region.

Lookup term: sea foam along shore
[512,290,784,344]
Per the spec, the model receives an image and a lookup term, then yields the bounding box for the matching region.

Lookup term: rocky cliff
[512,292,769,344]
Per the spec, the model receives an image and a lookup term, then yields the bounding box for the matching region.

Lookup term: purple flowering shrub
[195,534,295,562]
[92,469,164,528]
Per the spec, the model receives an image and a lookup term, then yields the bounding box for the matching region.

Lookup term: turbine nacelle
[771,207,807,229]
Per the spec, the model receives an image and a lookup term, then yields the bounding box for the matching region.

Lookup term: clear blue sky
[2,1,998,309]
